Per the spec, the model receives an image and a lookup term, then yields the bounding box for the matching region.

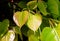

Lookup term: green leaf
[28,35,39,41]
[27,13,42,32]
[37,1,48,16]
[27,29,34,37]
[1,30,15,41]
[18,1,27,8]
[41,27,60,41]
[27,29,40,39]
[59,2,60,15]
[13,11,29,28]
[47,0,59,19]
[0,19,9,38]
[27,1,37,10]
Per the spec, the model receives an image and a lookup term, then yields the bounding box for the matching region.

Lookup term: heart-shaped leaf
[0,19,9,38]
[1,30,15,41]
[13,11,29,28]
[41,27,60,41]
[27,13,42,32]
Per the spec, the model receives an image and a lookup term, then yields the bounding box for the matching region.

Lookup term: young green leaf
[27,1,37,10]
[37,1,48,16]
[47,0,59,19]
[41,27,60,41]
[13,11,29,28]
[27,29,40,39]
[27,13,42,32]
[18,1,27,8]
[0,19,9,38]
[28,35,39,41]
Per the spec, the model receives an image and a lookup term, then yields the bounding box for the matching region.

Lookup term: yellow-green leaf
[13,11,29,28]
[55,23,60,37]
[28,35,39,41]
[27,13,42,32]
[41,27,60,41]
[1,30,15,41]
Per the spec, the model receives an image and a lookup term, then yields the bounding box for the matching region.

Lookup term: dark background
[0,0,31,21]
[0,0,13,21]
[0,0,30,41]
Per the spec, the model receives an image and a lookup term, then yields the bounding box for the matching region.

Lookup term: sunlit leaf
[1,30,15,41]
[0,19,9,38]
[27,1,37,10]
[47,0,59,19]
[41,27,60,41]
[55,23,60,37]
[27,29,40,40]
[27,13,42,32]
[37,1,48,16]
[13,11,29,28]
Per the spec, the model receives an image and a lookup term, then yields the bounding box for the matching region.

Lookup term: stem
[49,20,54,28]
[39,27,41,35]
[19,28,23,41]
[50,19,57,26]
[51,19,60,23]
[38,27,41,41]
[34,31,36,35]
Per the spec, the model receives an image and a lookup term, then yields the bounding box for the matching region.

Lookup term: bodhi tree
[0,0,60,41]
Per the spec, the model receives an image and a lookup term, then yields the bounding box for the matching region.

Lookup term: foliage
[0,0,60,41]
